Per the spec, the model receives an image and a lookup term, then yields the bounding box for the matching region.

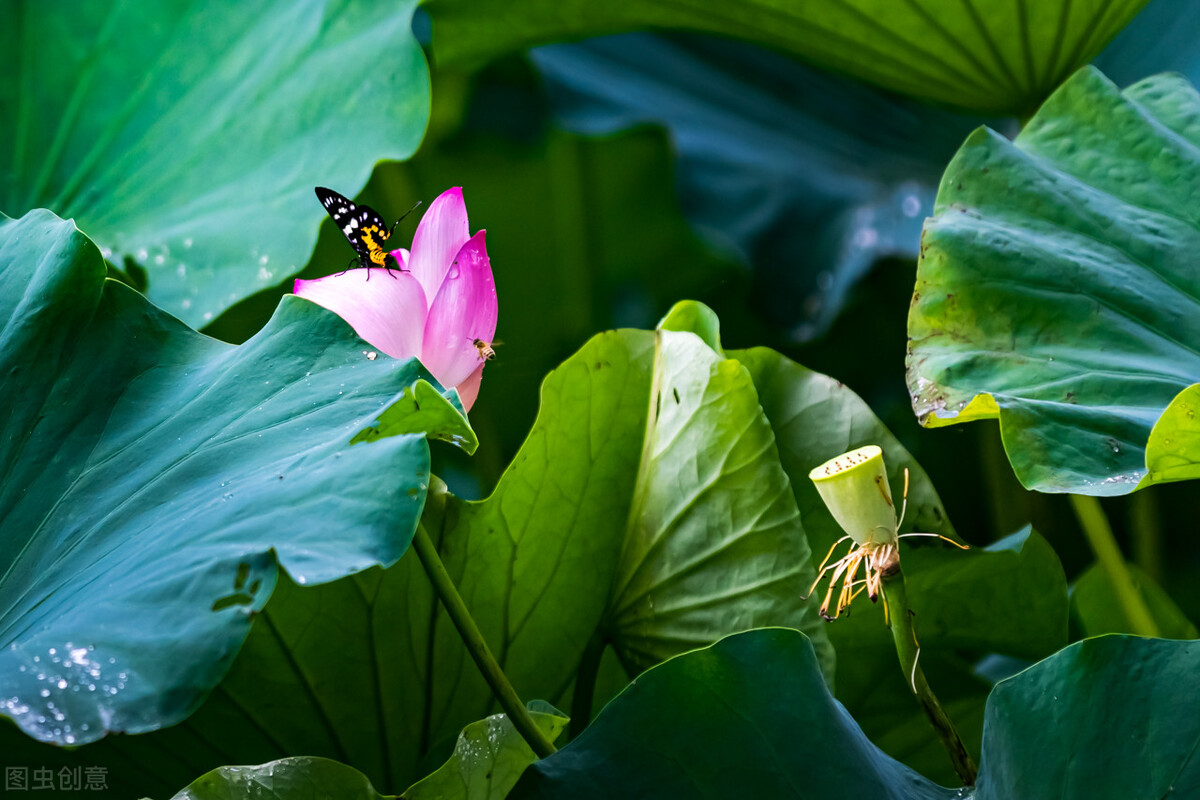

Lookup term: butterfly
[314,187,417,273]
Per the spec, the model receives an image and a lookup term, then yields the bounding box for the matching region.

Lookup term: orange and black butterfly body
[315,187,411,273]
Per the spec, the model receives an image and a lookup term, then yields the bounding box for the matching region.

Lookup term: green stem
[882,566,978,786]
[411,524,557,759]
[1069,495,1161,638]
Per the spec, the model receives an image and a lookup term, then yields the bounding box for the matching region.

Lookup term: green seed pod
[808,445,898,547]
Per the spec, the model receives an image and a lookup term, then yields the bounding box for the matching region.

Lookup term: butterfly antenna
[389,200,423,238]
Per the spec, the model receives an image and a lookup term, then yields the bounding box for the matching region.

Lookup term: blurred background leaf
[1071,562,1199,640]
[530,32,985,341]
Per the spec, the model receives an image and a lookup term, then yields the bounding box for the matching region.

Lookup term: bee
[473,339,498,361]
[314,187,419,275]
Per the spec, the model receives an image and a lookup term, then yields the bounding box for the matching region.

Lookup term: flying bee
[473,338,498,361]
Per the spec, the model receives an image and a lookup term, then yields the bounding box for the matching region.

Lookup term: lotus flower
[294,187,497,410]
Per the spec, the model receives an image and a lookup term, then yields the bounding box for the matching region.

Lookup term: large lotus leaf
[0,211,442,747]
[22,310,828,796]
[169,757,389,800]
[974,635,1200,798]
[515,630,1200,798]
[512,628,957,799]
[907,66,1200,495]
[426,0,1146,115]
[530,32,981,340]
[0,0,429,327]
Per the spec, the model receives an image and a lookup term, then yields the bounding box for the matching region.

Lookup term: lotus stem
[411,523,557,758]
[881,559,978,786]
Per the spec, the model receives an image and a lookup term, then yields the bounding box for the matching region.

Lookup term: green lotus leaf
[0,0,429,327]
[402,702,568,800]
[169,757,389,800]
[908,67,1200,494]
[352,379,479,454]
[974,635,1200,798]
[426,0,1147,114]
[514,630,1200,799]
[1144,383,1200,485]
[512,628,958,799]
[0,210,447,747]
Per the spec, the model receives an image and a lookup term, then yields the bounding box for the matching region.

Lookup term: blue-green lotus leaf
[0,211,445,746]
[515,630,1200,799]
[908,67,1200,494]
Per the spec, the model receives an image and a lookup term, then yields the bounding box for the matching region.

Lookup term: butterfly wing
[314,187,393,267]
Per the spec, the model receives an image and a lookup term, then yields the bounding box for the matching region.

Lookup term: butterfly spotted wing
[315,186,395,269]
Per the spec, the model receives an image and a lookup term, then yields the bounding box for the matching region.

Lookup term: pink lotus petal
[455,364,484,412]
[294,269,428,360]
[421,231,498,388]
[406,187,469,299]
[389,247,410,271]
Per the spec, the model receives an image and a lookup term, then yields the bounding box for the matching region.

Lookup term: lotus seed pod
[808,445,899,547]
